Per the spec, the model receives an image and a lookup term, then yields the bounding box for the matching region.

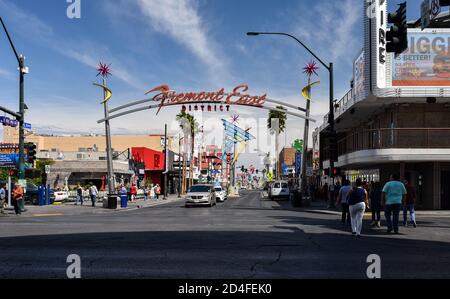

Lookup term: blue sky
[0,0,425,164]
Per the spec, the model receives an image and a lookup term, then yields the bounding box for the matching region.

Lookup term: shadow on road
[1,219,449,279]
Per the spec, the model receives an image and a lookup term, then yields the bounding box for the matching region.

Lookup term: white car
[269,181,290,200]
[53,190,69,202]
[214,186,227,202]
[185,184,217,207]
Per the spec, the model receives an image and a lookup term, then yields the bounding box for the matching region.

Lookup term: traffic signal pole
[1,17,27,211]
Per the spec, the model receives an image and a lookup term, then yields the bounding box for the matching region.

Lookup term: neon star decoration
[97,62,112,78]
[303,61,319,77]
[231,115,240,124]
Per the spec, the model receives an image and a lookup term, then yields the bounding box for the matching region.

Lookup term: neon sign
[145,84,267,115]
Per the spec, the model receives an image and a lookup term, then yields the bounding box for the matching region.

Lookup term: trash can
[107,194,118,209]
[120,193,128,208]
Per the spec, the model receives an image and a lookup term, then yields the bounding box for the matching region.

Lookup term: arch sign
[147,84,266,115]
[97,83,316,124]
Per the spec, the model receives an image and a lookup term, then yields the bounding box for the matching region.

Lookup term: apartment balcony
[322,128,450,167]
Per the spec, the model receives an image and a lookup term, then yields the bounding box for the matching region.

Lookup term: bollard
[46,185,51,205]
[38,186,45,206]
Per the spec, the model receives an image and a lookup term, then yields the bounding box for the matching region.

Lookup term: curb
[99,197,184,213]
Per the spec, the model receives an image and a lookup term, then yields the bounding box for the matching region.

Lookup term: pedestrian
[369,182,382,228]
[336,179,352,225]
[119,184,128,208]
[322,183,329,202]
[155,184,161,200]
[126,184,131,202]
[150,184,156,200]
[89,183,98,207]
[381,174,407,234]
[0,183,6,214]
[76,183,84,206]
[143,186,148,201]
[12,184,24,215]
[130,184,137,202]
[327,183,335,208]
[403,180,417,228]
[347,178,369,236]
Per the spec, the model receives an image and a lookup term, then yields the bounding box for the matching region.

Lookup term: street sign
[24,123,32,130]
[422,0,431,30]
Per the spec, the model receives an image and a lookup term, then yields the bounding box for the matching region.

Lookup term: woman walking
[347,178,369,237]
[370,182,382,228]
[336,180,352,226]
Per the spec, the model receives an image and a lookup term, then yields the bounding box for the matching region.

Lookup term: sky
[0,0,426,167]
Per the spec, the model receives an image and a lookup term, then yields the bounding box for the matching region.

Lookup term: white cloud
[133,0,228,81]
[294,0,362,64]
[0,0,145,91]
[0,68,13,80]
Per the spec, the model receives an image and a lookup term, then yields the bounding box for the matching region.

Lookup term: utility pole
[163,124,168,200]
[178,134,183,198]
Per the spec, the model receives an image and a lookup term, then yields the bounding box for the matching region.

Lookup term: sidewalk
[299,200,450,217]
[0,194,184,218]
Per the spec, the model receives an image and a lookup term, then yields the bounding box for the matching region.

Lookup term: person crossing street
[382,174,407,234]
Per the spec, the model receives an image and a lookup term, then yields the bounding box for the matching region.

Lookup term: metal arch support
[97,101,316,124]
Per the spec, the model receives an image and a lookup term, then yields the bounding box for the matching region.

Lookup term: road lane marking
[32,213,64,217]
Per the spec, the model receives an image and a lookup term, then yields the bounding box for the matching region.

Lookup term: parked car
[0,181,39,205]
[0,181,60,205]
[214,185,227,202]
[269,181,290,200]
[53,190,69,202]
[185,184,216,207]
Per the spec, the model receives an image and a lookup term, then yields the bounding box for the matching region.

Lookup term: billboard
[0,144,19,168]
[353,50,366,101]
[392,31,450,87]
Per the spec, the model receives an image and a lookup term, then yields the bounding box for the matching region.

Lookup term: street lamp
[246,31,336,197]
[1,17,28,211]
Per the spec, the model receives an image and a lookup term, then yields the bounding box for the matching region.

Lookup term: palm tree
[177,111,199,190]
[268,106,287,179]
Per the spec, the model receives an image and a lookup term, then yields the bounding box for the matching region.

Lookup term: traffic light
[241,166,245,173]
[332,167,341,177]
[386,2,408,55]
[329,131,338,163]
[9,169,17,177]
[26,143,37,164]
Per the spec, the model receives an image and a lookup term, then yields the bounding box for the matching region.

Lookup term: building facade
[314,1,450,210]
[2,127,175,190]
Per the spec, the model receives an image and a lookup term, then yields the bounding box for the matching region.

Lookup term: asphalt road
[1,190,450,279]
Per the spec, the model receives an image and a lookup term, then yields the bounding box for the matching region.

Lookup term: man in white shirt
[89,184,98,207]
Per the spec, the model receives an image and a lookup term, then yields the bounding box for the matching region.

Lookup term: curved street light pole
[246,32,336,200]
[1,17,27,212]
